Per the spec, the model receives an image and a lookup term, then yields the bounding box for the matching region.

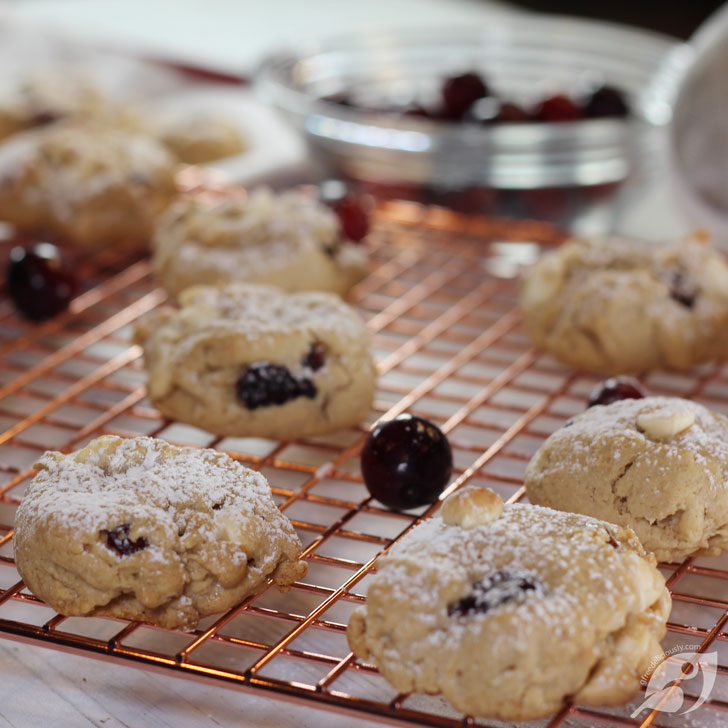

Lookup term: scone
[151,188,368,299]
[133,283,376,440]
[152,111,246,164]
[13,435,307,630]
[520,233,728,373]
[348,487,670,721]
[525,396,728,562]
[0,122,178,249]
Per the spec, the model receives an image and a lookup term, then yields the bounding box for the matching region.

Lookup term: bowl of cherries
[256,15,686,224]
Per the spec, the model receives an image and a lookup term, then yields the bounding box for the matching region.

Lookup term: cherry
[441,72,489,119]
[533,94,582,122]
[583,85,630,119]
[495,101,530,123]
[319,180,371,242]
[360,414,452,510]
[587,377,647,408]
[6,243,79,321]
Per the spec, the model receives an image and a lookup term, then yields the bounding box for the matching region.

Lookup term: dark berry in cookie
[236,363,316,410]
[587,377,646,408]
[667,270,697,308]
[533,94,582,122]
[447,570,539,616]
[360,414,452,510]
[319,180,371,243]
[7,243,79,321]
[302,342,327,372]
[106,524,148,557]
[441,72,489,119]
[583,85,630,119]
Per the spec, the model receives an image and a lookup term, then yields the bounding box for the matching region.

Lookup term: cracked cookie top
[13,435,307,629]
[525,396,728,562]
[347,487,670,721]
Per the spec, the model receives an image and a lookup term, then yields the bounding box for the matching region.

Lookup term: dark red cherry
[360,414,453,510]
[583,85,630,119]
[495,101,530,123]
[6,243,79,321]
[441,72,489,119]
[319,180,370,242]
[587,377,647,408]
[533,94,582,123]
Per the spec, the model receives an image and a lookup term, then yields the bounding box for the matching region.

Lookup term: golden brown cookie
[0,122,177,249]
[348,487,670,721]
[151,188,368,299]
[520,234,728,373]
[13,435,307,630]
[525,396,728,562]
[134,283,376,440]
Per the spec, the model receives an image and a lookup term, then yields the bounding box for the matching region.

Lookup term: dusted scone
[525,396,728,563]
[13,436,307,630]
[348,487,670,722]
[0,123,177,249]
[134,283,376,440]
[520,234,728,373]
[151,188,368,299]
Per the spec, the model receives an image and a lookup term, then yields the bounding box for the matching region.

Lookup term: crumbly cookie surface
[151,188,368,299]
[520,234,728,373]
[13,435,307,630]
[0,122,177,249]
[347,487,670,721]
[525,396,728,562]
[153,111,245,164]
[134,283,376,440]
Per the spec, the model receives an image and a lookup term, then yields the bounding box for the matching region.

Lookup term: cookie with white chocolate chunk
[525,396,728,562]
[13,435,307,630]
[347,487,670,721]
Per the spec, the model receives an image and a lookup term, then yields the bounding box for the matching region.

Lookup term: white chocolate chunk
[441,487,503,529]
[637,407,695,439]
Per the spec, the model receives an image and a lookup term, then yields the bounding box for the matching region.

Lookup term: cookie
[152,111,246,164]
[520,233,728,373]
[347,487,670,721]
[13,435,307,630]
[0,70,105,142]
[0,122,177,249]
[150,188,368,299]
[525,396,728,562]
[133,283,376,440]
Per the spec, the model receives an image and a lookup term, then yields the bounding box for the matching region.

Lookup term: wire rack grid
[0,200,727,728]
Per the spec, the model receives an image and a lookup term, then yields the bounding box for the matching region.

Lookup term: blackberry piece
[448,570,540,616]
[236,363,316,410]
[105,523,148,557]
[667,270,697,308]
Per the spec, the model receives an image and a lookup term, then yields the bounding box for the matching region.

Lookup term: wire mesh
[0,198,727,728]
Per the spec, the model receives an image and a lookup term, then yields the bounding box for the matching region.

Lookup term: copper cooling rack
[1,201,727,728]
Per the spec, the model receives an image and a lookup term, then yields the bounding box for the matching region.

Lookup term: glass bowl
[255,15,688,224]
